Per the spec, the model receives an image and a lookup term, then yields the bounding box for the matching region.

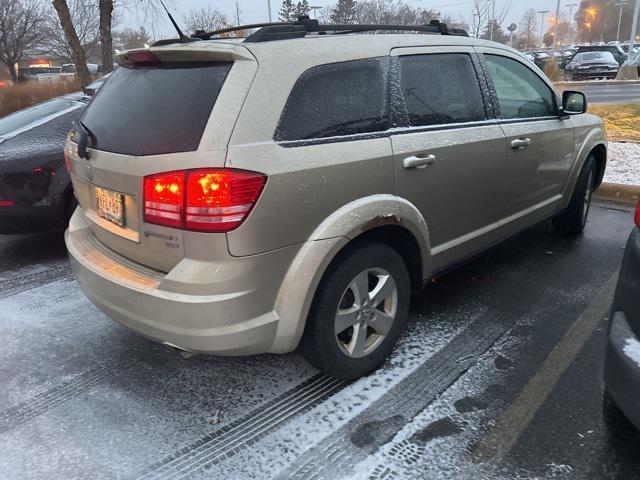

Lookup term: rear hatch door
[66,43,255,272]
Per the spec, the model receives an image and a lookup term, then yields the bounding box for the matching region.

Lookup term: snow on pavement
[604,142,640,186]
[623,337,640,368]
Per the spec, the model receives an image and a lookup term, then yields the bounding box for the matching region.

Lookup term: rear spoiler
[115,43,253,67]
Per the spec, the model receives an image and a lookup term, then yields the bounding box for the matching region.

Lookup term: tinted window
[275,58,389,141]
[0,98,80,137]
[399,54,486,127]
[81,62,232,156]
[485,55,556,119]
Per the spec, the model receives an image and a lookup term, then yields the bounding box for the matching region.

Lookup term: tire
[299,242,411,380]
[552,155,595,236]
[603,389,640,442]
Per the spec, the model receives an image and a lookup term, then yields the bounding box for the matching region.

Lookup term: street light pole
[630,0,640,48]
[553,0,561,47]
[538,10,549,46]
[267,0,272,22]
[490,0,496,41]
[615,2,629,42]
[566,3,578,44]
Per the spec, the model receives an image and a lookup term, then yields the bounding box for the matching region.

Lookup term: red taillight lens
[143,169,266,232]
[635,202,640,227]
[125,50,161,66]
[0,200,15,207]
[143,172,185,228]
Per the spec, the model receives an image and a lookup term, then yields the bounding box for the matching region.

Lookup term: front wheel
[299,242,410,380]
[552,156,595,236]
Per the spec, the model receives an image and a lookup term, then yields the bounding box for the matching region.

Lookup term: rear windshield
[576,52,613,61]
[81,62,232,156]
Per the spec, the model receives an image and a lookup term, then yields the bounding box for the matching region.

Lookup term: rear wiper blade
[73,119,96,159]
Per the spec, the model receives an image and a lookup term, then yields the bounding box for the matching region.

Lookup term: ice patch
[623,337,640,368]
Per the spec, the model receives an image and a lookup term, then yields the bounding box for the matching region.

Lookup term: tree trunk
[52,0,92,86]
[6,62,18,82]
[98,0,114,74]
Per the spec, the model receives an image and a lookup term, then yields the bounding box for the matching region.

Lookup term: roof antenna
[157,0,187,39]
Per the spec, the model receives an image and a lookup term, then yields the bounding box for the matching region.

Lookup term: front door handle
[403,154,436,169]
[511,138,532,150]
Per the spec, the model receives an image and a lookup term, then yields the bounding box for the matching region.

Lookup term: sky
[124,0,578,39]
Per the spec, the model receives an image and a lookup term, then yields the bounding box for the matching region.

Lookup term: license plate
[95,187,125,226]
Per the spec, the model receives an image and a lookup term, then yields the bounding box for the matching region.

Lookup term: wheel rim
[582,169,594,226]
[334,268,398,359]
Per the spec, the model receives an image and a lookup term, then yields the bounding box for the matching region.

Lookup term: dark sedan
[604,202,640,434]
[564,51,619,81]
[0,93,88,233]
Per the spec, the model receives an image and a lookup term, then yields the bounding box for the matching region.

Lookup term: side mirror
[562,90,587,115]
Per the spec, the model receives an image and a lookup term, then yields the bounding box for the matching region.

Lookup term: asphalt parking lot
[1,200,639,480]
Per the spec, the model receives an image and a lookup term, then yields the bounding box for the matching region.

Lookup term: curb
[594,182,640,205]
[555,80,640,88]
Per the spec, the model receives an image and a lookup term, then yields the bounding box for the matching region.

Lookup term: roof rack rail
[191,17,468,42]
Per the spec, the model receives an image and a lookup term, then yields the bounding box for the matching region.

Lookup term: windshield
[81,62,232,156]
[61,64,77,73]
[0,97,80,137]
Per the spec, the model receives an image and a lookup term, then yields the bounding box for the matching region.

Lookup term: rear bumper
[605,228,640,429]
[65,213,302,355]
[605,311,640,430]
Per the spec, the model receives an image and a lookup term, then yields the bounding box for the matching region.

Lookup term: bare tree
[183,5,228,34]
[114,26,151,50]
[98,0,113,73]
[0,0,47,82]
[463,0,511,38]
[52,0,91,86]
[354,0,443,26]
[42,0,98,62]
[518,8,538,50]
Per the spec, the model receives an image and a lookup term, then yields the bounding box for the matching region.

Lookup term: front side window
[275,58,389,142]
[398,53,486,127]
[484,54,557,120]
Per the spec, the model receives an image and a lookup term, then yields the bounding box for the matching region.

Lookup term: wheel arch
[269,194,431,354]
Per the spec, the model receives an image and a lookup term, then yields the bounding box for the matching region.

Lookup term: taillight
[143,169,266,232]
[0,200,15,207]
[124,50,161,66]
[635,202,640,227]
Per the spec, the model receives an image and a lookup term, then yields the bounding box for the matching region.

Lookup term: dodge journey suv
[64,19,606,379]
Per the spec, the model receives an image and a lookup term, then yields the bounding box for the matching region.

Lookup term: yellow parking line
[473,273,618,463]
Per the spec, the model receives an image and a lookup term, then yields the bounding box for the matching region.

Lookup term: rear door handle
[511,138,532,150]
[403,154,436,169]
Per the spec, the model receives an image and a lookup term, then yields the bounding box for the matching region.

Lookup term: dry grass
[588,103,640,143]
[0,80,80,118]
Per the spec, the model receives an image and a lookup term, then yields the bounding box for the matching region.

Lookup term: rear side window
[81,62,232,156]
[275,58,389,142]
[398,54,486,127]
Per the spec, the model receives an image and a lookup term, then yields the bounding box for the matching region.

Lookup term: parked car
[17,66,62,83]
[60,63,99,80]
[0,94,86,233]
[64,21,607,379]
[604,202,640,433]
[564,51,620,80]
[0,81,107,234]
[523,51,551,70]
[574,45,628,65]
[82,72,111,96]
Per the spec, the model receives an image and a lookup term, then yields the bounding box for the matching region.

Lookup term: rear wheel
[300,242,410,380]
[552,155,595,236]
